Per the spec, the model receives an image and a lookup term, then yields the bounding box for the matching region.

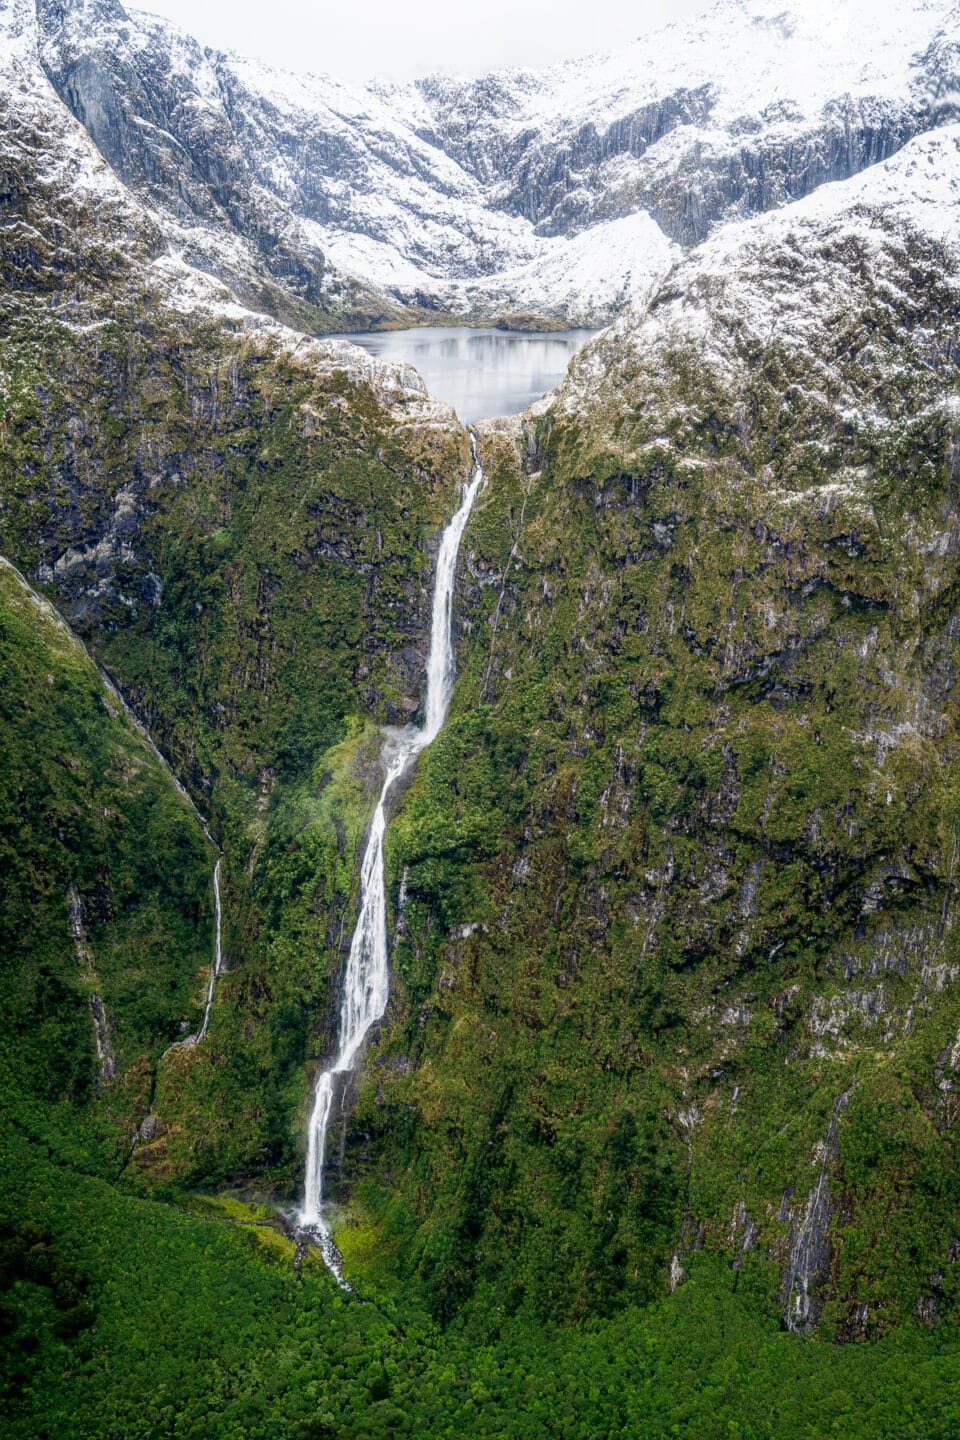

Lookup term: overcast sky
[136,0,707,82]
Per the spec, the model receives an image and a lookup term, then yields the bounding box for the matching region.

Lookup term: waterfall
[97,652,226,1048]
[300,448,484,1280]
[98,671,226,1054]
[193,859,223,1044]
[97,672,226,1052]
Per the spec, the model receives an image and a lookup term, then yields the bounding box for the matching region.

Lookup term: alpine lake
[329,325,597,423]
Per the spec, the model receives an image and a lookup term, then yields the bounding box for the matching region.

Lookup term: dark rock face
[36,0,333,318]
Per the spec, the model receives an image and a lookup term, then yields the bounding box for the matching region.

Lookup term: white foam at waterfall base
[299,450,485,1284]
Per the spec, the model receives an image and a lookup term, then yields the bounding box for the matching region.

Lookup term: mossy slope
[0,557,213,1167]
[338,217,960,1337]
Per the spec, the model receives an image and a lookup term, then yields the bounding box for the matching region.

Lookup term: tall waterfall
[300,449,484,1278]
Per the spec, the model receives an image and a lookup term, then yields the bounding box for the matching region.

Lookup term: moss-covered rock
[334,201,960,1335]
[0,556,213,1168]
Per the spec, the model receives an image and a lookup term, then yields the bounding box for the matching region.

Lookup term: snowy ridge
[416,0,960,241]
[0,0,151,234]
[0,0,464,428]
[8,0,957,327]
[454,0,955,133]
[559,122,960,441]
[656,121,960,372]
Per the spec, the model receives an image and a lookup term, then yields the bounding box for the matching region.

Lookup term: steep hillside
[3,0,960,1428]
[328,127,960,1338]
[5,1,960,1341]
[1,0,476,1190]
[0,556,213,1163]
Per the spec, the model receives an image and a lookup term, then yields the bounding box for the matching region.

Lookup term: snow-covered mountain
[6,0,960,1368]
[421,1,960,237]
[560,120,960,439]
[5,0,960,327]
[9,0,960,328]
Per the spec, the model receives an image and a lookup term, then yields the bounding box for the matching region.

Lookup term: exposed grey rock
[781,1089,852,1332]
[67,884,117,1089]
[137,1113,167,1142]
[15,0,960,326]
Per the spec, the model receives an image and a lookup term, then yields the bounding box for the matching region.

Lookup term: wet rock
[669,1253,688,1291]
[780,1090,851,1333]
[137,1113,167,1143]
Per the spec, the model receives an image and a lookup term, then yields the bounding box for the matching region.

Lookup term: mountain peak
[5,0,959,328]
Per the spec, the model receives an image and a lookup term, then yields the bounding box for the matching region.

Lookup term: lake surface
[330,326,596,423]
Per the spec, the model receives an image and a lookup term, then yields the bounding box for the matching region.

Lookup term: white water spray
[300,450,484,1278]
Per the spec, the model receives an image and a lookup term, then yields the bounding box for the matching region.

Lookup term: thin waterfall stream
[97,674,225,1055]
[169,856,223,1051]
[299,445,485,1283]
[0,557,224,1053]
[98,666,225,1055]
[195,859,224,1043]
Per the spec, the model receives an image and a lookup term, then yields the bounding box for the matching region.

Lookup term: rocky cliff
[422,0,960,243]
[331,125,960,1336]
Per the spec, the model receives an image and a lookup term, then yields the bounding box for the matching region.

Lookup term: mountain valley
[3,0,960,1434]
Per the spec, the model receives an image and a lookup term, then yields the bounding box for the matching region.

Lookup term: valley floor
[2,1116,959,1440]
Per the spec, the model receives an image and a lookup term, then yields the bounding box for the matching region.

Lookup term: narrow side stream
[167,858,224,1052]
[0,558,224,1055]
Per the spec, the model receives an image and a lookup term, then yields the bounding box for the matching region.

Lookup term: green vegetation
[2,1119,960,1439]
[338,243,960,1333]
[0,560,212,1165]
[0,296,468,1190]
[1,115,960,1432]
